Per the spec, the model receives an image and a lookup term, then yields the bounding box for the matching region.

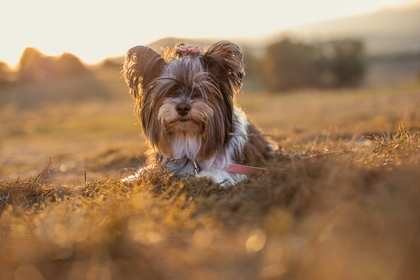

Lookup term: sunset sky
[1,0,419,67]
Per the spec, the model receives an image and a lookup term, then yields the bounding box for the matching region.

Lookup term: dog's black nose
[175,103,191,116]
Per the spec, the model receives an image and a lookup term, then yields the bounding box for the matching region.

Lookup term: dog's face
[123,41,244,160]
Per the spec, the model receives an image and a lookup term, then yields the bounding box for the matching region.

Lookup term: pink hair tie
[177,44,200,55]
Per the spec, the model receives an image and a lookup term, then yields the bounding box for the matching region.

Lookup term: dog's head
[123,41,244,160]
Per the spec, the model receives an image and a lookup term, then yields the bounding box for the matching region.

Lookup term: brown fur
[242,122,273,166]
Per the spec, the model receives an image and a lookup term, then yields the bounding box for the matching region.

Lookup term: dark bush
[329,39,366,87]
[259,37,366,92]
[262,38,320,91]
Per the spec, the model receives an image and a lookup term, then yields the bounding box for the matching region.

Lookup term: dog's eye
[190,91,202,99]
[167,90,180,98]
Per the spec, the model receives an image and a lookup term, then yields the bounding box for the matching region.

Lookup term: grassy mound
[1,125,419,280]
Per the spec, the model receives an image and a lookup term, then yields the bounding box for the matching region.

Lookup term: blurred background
[1,2,420,280]
[1,0,420,183]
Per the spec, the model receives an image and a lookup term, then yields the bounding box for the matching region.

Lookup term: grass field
[1,68,420,279]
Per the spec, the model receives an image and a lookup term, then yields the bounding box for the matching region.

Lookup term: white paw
[121,173,140,184]
[196,169,247,187]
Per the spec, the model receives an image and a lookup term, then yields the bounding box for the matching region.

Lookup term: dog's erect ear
[123,46,165,98]
[203,41,244,93]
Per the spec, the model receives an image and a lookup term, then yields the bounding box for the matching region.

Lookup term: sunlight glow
[1,0,418,67]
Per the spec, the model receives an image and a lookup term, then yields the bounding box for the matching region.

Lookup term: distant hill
[120,6,420,58]
[281,6,420,55]
[109,37,254,67]
[105,38,218,66]
[146,37,215,52]
[103,6,420,89]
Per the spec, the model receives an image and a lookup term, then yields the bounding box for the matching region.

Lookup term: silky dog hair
[123,41,273,186]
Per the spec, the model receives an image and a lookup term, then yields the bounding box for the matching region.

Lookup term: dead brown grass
[1,124,419,280]
[1,71,420,279]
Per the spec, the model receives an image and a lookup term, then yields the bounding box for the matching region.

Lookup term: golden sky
[1,0,418,66]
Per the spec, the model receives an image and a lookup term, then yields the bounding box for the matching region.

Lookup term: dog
[123,41,274,186]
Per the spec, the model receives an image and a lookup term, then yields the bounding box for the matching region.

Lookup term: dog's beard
[158,97,213,134]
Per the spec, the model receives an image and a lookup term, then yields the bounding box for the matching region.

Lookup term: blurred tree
[0,61,11,85]
[55,52,86,77]
[242,50,264,91]
[18,47,53,82]
[261,38,319,92]
[259,37,366,92]
[17,48,86,83]
[329,39,366,87]
[100,57,122,69]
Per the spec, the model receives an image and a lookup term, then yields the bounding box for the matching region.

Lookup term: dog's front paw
[121,173,140,185]
[121,164,158,185]
[196,169,247,187]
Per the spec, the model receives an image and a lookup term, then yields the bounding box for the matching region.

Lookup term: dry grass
[1,127,420,280]
[1,70,420,279]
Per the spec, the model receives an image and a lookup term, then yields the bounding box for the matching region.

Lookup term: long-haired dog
[123,41,273,186]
